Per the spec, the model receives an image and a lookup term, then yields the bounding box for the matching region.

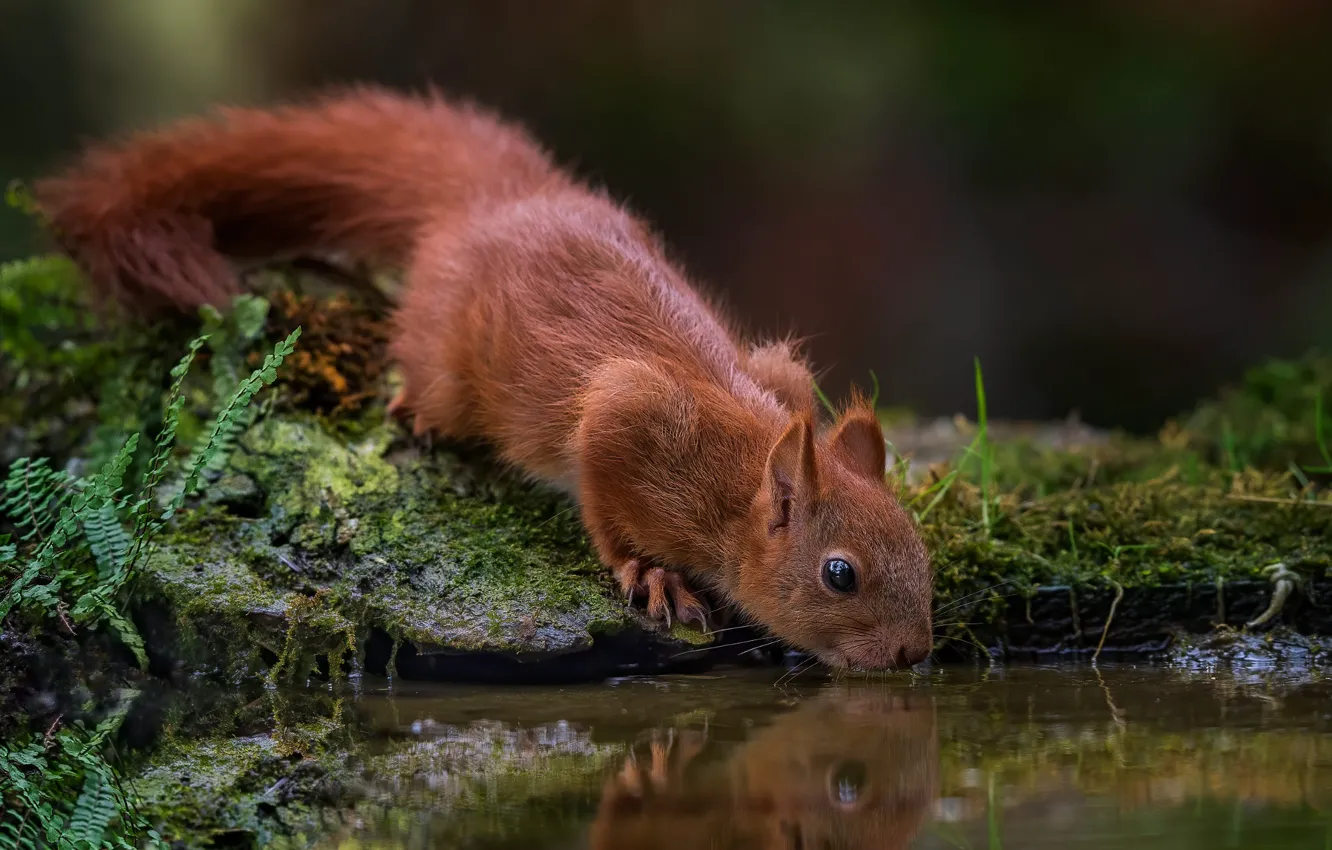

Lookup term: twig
[43,714,63,746]
[1225,494,1332,507]
[56,602,75,635]
[1092,581,1124,665]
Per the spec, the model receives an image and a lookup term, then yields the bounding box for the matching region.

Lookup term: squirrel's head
[736,404,932,671]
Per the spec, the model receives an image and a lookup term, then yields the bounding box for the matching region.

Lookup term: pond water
[278,662,1332,850]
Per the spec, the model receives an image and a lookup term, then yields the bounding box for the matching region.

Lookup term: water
[286,663,1332,849]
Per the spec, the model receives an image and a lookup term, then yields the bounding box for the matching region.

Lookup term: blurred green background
[4,0,1332,431]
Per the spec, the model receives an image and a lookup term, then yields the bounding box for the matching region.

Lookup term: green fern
[66,771,115,849]
[1,457,71,542]
[84,504,130,580]
[171,327,300,509]
[0,434,140,619]
[182,296,270,478]
[1,313,299,850]
[116,336,205,568]
[0,693,168,850]
[3,321,302,667]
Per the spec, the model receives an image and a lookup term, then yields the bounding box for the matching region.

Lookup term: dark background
[4,0,1331,432]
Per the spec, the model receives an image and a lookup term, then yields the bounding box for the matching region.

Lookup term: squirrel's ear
[829,409,887,481]
[765,414,818,533]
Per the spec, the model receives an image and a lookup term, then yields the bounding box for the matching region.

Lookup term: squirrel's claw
[615,558,647,607]
[615,559,708,632]
[645,567,708,632]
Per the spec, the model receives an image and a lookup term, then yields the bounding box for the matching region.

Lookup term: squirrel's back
[34,87,567,312]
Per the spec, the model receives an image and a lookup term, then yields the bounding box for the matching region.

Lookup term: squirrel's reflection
[589,685,938,850]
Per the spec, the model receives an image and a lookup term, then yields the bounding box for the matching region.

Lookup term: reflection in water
[588,687,938,850]
[292,666,1332,849]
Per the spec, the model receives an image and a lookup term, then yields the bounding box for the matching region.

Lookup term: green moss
[1174,352,1332,471]
[926,472,1332,599]
[139,413,667,673]
[0,255,172,470]
[911,362,1332,643]
[135,714,348,847]
[983,432,1204,492]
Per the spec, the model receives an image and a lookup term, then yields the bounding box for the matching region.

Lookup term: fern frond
[118,335,206,578]
[84,504,130,581]
[63,339,211,670]
[167,328,300,516]
[101,607,148,671]
[180,296,272,480]
[1,457,72,542]
[1,740,62,850]
[1,434,139,620]
[65,770,114,850]
[0,804,42,850]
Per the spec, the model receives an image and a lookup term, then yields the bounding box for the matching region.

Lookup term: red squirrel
[32,87,933,670]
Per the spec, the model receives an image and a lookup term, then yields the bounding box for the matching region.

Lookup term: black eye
[822,558,856,593]
[829,760,868,806]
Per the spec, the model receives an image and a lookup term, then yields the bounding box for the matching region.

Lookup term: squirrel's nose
[897,643,930,668]
[848,633,931,670]
[890,636,931,669]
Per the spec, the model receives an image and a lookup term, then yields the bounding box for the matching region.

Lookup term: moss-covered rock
[0,256,717,682]
[136,412,708,682]
[132,691,354,848]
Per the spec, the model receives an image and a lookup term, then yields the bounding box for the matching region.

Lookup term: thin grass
[974,357,993,535]
[1304,388,1332,473]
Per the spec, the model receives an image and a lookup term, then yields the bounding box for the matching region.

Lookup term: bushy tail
[33,86,560,313]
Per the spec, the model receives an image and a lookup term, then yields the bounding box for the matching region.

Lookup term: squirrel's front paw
[615,559,708,631]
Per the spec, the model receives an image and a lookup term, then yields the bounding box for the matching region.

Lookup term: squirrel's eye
[822,558,856,593]
[828,760,868,807]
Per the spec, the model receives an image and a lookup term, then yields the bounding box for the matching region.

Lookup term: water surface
[289,661,1332,849]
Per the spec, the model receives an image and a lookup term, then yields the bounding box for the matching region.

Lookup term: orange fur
[34,86,932,669]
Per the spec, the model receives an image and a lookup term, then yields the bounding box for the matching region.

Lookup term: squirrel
[589,685,938,849]
[31,87,933,670]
